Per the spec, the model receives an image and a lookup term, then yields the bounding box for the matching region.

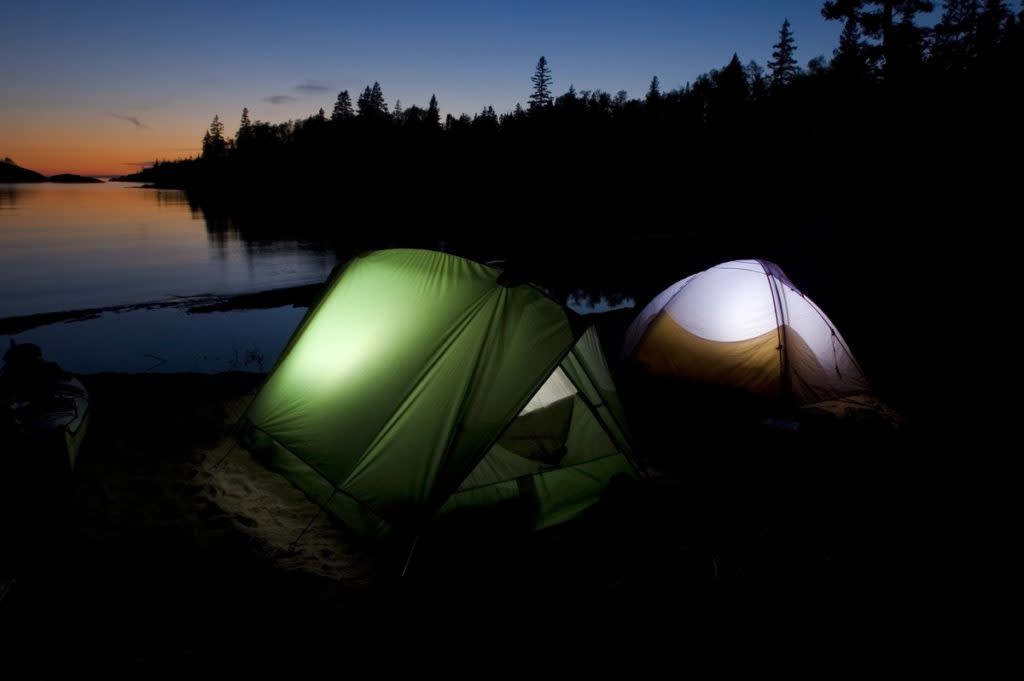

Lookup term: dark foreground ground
[0,358,982,675]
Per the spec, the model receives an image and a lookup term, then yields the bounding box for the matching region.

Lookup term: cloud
[264,80,331,105]
[111,113,148,130]
[293,80,331,94]
[264,95,298,105]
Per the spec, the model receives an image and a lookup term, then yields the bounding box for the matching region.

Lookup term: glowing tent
[240,249,636,539]
[624,259,868,404]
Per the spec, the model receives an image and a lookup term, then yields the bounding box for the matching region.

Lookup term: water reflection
[0,182,337,318]
[0,184,19,210]
[152,187,194,210]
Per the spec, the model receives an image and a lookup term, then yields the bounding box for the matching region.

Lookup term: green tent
[239,249,637,539]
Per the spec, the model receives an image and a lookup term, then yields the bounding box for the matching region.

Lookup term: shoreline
[0,282,325,335]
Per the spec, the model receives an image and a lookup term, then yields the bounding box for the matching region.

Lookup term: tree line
[129,2,1012,162]
[131,0,1023,283]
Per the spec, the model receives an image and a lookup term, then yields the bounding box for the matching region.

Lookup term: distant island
[48,173,104,184]
[0,158,104,184]
[0,158,46,182]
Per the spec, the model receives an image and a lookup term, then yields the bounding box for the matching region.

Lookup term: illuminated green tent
[239,249,637,540]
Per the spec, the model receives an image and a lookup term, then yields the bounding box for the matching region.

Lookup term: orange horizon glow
[3,120,202,178]
[1,101,226,177]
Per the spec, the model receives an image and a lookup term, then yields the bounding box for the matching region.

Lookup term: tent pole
[759,260,790,404]
[564,349,645,477]
[568,343,642,475]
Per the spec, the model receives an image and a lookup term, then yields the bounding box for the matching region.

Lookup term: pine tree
[202,114,226,158]
[646,76,662,104]
[933,0,980,67]
[822,2,867,36]
[832,14,871,76]
[236,107,252,144]
[768,19,801,88]
[529,56,553,110]
[357,82,389,118]
[425,95,441,129]
[823,1,934,78]
[889,1,935,74]
[940,0,981,40]
[473,105,499,133]
[331,90,353,121]
[357,86,373,116]
[711,54,749,123]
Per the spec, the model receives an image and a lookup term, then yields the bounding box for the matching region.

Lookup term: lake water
[1,182,632,373]
[0,182,335,318]
[9,305,308,374]
[1,182,335,372]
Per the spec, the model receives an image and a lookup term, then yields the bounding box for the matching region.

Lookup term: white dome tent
[624,260,869,405]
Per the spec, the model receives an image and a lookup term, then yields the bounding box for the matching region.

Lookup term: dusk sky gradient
[1,0,919,175]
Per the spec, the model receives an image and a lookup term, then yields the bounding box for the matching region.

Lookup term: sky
[2,0,883,176]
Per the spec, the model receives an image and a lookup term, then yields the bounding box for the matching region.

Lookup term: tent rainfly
[240,249,637,539]
[624,259,869,404]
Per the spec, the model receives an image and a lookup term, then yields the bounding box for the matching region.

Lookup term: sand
[191,406,374,583]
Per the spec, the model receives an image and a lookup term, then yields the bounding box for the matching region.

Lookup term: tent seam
[568,336,636,464]
[427,287,507,507]
[759,258,790,402]
[339,287,500,488]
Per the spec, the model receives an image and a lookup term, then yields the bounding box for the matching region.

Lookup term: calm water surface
[1,182,334,372]
[7,306,308,374]
[0,182,335,318]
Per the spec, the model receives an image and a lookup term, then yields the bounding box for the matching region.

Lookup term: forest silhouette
[122,3,1021,249]
[118,1,1022,417]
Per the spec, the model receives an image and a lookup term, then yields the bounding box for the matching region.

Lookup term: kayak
[1,342,90,472]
